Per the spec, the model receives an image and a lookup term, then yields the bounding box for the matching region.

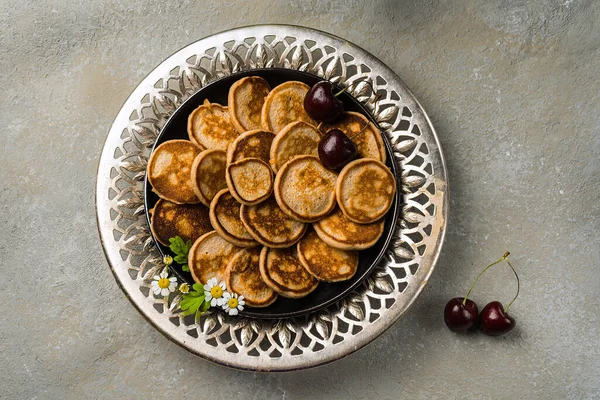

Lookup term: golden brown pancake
[336,158,396,224]
[150,199,212,246]
[188,231,240,284]
[209,189,258,248]
[147,140,202,204]
[226,129,275,164]
[274,155,337,222]
[228,76,271,133]
[191,149,228,207]
[261,81,318,134]
[318,111,386,163]
[188,99,239,151]
[269,121,321,172]
[259,246,319,299]
[240,196,307,248]
[313,208,384,250]
[297,229,359,282]
[225,247,278,307]
[226,158,273,205]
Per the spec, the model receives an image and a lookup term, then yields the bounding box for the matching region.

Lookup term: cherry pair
[444,252,520,336]
[304,81,373,170]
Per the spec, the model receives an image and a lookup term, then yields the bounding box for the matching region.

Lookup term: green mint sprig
[169,236,192,272]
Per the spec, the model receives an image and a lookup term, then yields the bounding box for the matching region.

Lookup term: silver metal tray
[96,24,448,371]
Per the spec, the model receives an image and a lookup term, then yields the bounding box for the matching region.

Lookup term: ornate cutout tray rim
[96,24,448,371]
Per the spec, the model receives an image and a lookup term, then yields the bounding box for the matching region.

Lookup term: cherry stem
[333,79,377,98]
[334,87,346,97]
[329,79,381,140]
[503,256,520,313]
[349,121,371,140]
[462,251,510,306]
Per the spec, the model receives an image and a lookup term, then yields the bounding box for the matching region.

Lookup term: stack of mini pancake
[147,76,396,309]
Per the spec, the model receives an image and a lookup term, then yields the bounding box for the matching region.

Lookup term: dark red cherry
[444,298,479,333]
[304,81,344,122]
[479,301,515,336]
[318,129,357,170]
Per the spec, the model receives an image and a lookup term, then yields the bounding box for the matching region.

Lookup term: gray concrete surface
[1,0,598,398]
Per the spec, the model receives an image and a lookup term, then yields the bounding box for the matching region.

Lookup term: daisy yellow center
[157,278,171,289]
[227,298,238,308]
[210,286,223,298]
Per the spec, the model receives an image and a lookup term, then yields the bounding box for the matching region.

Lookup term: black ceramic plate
[145,68,399,319]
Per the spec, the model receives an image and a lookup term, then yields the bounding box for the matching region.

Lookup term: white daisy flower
[178,283,190,294]
[222,292,245,316]
[151,271,177,296]
[163,255,173,266]
[204,278,227,307]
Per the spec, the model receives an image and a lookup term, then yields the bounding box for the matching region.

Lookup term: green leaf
[174,254,188,264]
[180,293,205,316]
[169,236,192,272]
[193,301,211,319]
[179,281,210,316]
[192,283,204,292]
[169,236,187,255]
[200,300,211,313]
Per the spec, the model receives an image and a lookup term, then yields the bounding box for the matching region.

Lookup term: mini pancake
[269,121,321,172]
[147,140,202,204]
[226,129,275,164]
[225,247,278,307]
[261,81,318,134]
[188,231,240,284]
[297,229,359,282]
[274,155,337,223]
[226,158,273,205]
[313,208,384,250]
[228,76,271,133]
[336,158,396,224]
[240,196,307,248]
[209,189,258,248]
[188,99,239,151]
[150,199,212,246]
[191,149,228,206]
[318,111,386,163]
[259,246,319,299]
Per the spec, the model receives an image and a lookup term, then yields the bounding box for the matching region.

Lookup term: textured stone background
[1,0,598,398]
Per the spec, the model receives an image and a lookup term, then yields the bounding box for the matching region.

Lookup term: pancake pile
[146,76,397,310]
